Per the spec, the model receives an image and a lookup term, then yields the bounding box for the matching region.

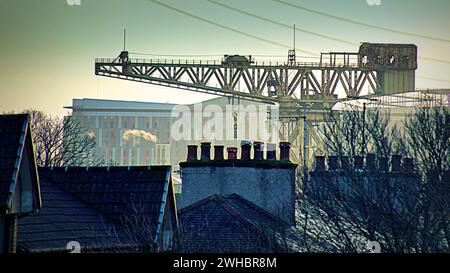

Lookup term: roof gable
[178,194,288,252]
[0,114,41,214]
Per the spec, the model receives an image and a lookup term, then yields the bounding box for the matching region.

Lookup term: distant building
[66,99,176,166]
[308,154,420,204]
[0,114,42,253]
[18,166,178,253]
[307,155,420,235]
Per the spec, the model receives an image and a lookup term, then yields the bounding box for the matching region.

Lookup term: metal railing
[95,58,360,68]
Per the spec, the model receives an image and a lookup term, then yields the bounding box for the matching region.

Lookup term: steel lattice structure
[95,43,420,163]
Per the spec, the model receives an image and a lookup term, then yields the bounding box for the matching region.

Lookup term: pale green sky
[0,0,449,116]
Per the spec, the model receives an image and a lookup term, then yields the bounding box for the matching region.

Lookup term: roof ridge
[0,113,29,119]
[177,194,221,214]
[224,193,288,226]
[214,196,267,236]
[39,165,171,172]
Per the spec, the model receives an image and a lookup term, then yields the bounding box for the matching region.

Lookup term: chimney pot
[403,157,414,172]
[253,141,264,160]
[341,156,351,170]
[266,143,277,161]
[391,155,402,172]
[200,142,211,161]
[227,147,238,160]
[279,142,291,161]
[240,140,252,160]
[187,145,198,161]
[378,157,389,171]
[328,156,340,170]
[214,145,224,160]
[314,156,326,171]
[366,153,376,171]
[354,156,364,169]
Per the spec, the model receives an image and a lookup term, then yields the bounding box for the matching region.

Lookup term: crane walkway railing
[95,58,360,69]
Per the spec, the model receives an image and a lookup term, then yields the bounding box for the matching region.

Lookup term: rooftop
[178,194,289,253]
[18,165,176,252]
[0,114,41,213]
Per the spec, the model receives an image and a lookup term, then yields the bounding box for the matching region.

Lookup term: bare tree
[26,110,105,167]
[404,107,450,252]
[296,107,432,253]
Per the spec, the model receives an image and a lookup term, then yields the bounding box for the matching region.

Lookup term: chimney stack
[200,142,211,161]
[227,147,237,160]
[366,153,376,171]
[266,143,277,161]
[214,145,224,160]
[279,142,291,161]
[240,140,251,161]
[391,155,402,172]
[314,156,326,171]
[253,141,264,160]
[187,145,198,162]
[180,142,298,226]
[328,156,340,170]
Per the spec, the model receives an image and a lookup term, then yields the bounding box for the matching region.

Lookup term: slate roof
[18,176,141,253]
[0,114,41,213]
[178,194,288,253]
[18,165,176,253]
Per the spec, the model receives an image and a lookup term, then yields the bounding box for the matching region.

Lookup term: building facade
[66,99,176,167]
[66,97,273,169]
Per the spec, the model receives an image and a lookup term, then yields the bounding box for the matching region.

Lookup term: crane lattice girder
[95,58,383,105]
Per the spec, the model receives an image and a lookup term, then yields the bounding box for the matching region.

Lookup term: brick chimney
[391,155,402,172]
[403,157,414,172]
[180,142,298,225]
[366,153,376,171]
[200,142,211,161]
[279,142,291,161]
[187,145,198,161]
[341,156,351,170]
[266,143,277,161]
[214,145,224,160]
[378,157,389,171]
[328,155,340,170]
[314,156,326,171]
[253,141,264,160]
[354,156,364,170]
[227,147,237,160]
[240,140,251,161]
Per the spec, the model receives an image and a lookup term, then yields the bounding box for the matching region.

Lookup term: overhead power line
[206,0,355,46]
[147,0,318,56]
[207,0,450,64]
[272,0,450,43]
[129,52,318,58]
[130,52,224,57]
[146,0,450,84]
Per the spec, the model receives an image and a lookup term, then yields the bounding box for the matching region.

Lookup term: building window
[123,148,128,165]
[131,149,136,165]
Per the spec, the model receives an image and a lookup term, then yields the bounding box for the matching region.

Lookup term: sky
[0,0,449,117]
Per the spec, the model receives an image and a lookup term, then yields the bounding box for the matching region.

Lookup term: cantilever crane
[95,43,419,163]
